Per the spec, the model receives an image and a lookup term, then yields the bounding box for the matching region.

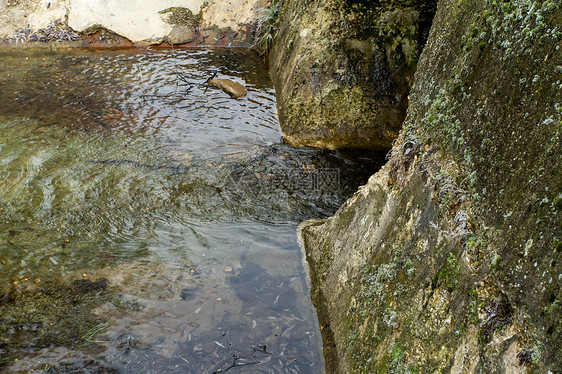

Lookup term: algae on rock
[301,0,562,372]
[269,0,437,149]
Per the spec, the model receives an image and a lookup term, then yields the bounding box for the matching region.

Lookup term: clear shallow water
[0,48,385,373]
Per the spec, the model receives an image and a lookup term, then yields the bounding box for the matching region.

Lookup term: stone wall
[269,0,437,150]
[302,0,562,372]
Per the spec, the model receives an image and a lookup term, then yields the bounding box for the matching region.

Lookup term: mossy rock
[159,7,202,27]
[269,0,437,149]
[0,279,112,351]
[300,0,562,371]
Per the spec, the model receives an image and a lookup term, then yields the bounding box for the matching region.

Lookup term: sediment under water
[0,47,385,373]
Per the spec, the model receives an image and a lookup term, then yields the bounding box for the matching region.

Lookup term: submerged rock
[208,78,248,99]
[0,279,112,350]
[71,278,108,294]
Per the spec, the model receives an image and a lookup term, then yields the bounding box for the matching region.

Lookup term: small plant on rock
[254,2,280,57]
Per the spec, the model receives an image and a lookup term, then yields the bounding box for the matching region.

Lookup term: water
[0,47,385,373]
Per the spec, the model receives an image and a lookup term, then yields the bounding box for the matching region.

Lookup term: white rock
[0,0,266,43]
[68,0,204,42]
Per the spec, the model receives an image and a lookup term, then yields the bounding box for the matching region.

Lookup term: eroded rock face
[0,0,68,38]
[269,0,437,150]
[302,0,561,372]
[0,0,267,45]
[68,0,204,43]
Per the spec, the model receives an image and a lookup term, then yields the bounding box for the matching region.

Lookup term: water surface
[0,47,384,373]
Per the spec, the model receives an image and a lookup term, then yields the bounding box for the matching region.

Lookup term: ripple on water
[0,47,385,373]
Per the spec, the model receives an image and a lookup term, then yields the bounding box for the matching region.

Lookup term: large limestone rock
[0,0,68,38]
[302,0,562,372]
[269,0,437,150]
[0,0,267,44]
[67,0,205,42]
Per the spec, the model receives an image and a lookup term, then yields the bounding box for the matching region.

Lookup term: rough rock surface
[301,0,562,372]
[208,78,248,99]
[0,0,267,45]
[0,0,68,37]
[68,0,203,43]
[269,0,437,150]
[167,25,197,44]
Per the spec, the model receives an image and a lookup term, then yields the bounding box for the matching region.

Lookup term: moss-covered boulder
[269,0,437,149]
[302,0,561,371]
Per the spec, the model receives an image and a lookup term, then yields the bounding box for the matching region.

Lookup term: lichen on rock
[269,0,438,150]
[0,278,112,350]
[0,0,269,47]
[159,7,202,28]
[301,0,562,371]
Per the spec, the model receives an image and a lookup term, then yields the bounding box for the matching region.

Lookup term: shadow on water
[0,47,386,373]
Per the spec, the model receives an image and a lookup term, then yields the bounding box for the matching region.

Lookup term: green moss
[464,233,488,270]
[434,252,461,292]
[344,247,424,371]
[254,2,281,56]
[5,0,22,7]
[315,242,333,280]
[553,193,562,209]
[301,0,561,371]
[334,0,438,44]
[484,0,560,59]
[554,237,562,252]
[270,0,438,149]
[159,7,202,27]
[0,278,131,355]
[389,342,415,374]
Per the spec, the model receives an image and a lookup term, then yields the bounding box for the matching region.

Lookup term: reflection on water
[0,48,385,373]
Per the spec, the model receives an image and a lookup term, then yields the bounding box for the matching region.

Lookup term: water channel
[0,47,385,373]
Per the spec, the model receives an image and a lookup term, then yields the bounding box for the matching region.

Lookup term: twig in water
[205,70,219,84]
[211,352,259,373]
[252,344,272,355]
